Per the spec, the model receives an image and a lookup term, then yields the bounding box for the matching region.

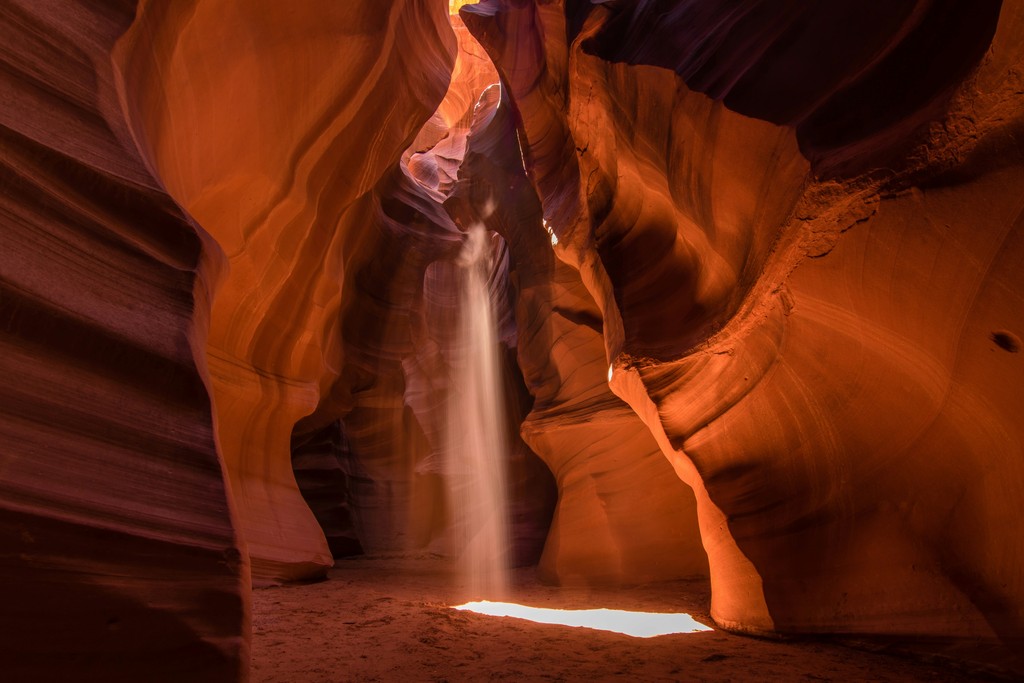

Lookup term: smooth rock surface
[463,0,1024,671]
[116,0,459,583]
[4,0,1024,679]
[1,1,247,679]
[445,78,710,585]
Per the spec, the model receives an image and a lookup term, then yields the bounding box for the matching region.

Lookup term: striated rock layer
[5,0,1024,678]
[116,0,459,583]
[387,22,561,565]
[445,82,709,584]
[0,1,246,680]
[464,0,1024,671]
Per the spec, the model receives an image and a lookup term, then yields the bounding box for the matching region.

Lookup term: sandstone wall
[5,0,1024,677]
[463,0,1024,669]
[115,0,458,582]
[1,1,247,679]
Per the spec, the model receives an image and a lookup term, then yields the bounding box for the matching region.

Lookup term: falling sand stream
[445,222,511,600]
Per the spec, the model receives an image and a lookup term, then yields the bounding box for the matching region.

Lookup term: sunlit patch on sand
[453,601,713,638]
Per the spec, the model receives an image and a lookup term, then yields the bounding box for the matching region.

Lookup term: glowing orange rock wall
[464,0,1024,668]
[4,0,1024,677]
[446,82,709,585]
[116,0,458,582]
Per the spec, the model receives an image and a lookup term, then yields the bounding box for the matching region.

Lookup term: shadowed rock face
[290,420,363,559]
[4,0,1024,679]
[583,0,1004,177]
[0,1,246,680]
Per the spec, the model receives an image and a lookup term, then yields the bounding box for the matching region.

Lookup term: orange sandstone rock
[465,0,1024,670]
[4,0,1024,678]
[446,79,710,585]
[116,0,458,583]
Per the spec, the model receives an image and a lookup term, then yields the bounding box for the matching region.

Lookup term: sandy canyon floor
[251,556,984,682]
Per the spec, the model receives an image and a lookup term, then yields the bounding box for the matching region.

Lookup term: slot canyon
[2,0,1023,680]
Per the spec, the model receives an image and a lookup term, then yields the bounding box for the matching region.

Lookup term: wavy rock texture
[311,163,461,553]
[445,83,709,584]
[464,0,1024,671]
[289,19,504,555]
[0,1,246,681]
[7,0,1024,678]
[290,420,362,559]
[115,0,459,582]
[387,25,561,561]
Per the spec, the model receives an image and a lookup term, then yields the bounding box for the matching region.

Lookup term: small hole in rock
[991,330,1021,353]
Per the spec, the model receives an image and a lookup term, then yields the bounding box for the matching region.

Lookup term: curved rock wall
[115,0,458,582]
[0,1,246,680]
[445,81,709,584]
[464,0,1024,669]
[584,0,1004,177]
[5,0,1024,677]
[290,420,363,558]
[316,164,461,553]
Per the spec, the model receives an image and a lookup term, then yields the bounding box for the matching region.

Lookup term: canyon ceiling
[1,0,1022,680]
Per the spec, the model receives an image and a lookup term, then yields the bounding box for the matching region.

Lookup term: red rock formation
[583,0,1004,177]
[445,81,709,584]
[115,0,459,583]
[5,0,1024,678]
[355,27,559,559]
[463,0,1024,670]
[290,420,362,558]
[0,1,246,680]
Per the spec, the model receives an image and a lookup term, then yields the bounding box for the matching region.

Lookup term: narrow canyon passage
[2,1,1024,681]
